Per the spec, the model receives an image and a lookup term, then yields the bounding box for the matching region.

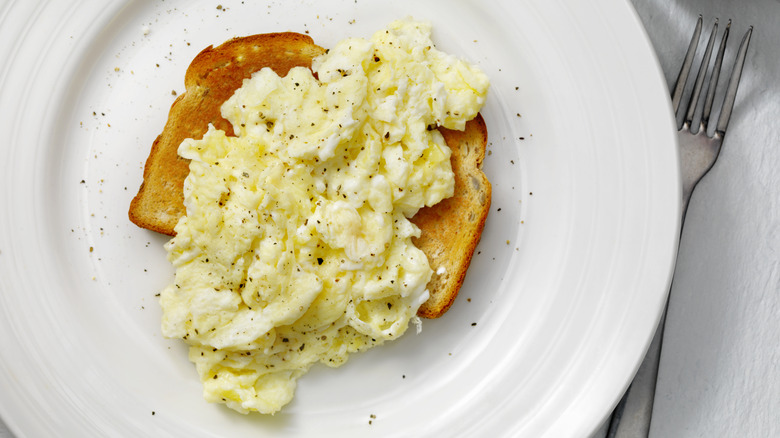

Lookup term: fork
[606,16,753,438]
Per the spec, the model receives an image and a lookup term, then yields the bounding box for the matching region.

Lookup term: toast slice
[414,115,491,318]
[129,32,490,318]
[129,33,327,234]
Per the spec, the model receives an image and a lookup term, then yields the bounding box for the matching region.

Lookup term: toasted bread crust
[413,115,490,318]
[129,33,490,318]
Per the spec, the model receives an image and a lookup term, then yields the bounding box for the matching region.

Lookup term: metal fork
[606,16,753,438]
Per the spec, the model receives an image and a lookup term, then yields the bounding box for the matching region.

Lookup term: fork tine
[672,15,703,116]
[715,26,753,136]
[685,19,719,131]
[702,20,731,130]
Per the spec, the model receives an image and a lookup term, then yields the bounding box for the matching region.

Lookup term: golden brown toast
[128,32,490,319]
[414,115,491,318]
[128,33,327,234]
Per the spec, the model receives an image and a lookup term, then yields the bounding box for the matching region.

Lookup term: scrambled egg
[160,19,489,414]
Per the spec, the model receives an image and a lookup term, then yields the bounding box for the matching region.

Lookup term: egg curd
[160,19,489,414]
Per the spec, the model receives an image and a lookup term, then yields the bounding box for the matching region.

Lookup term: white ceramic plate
[0,0,680,436]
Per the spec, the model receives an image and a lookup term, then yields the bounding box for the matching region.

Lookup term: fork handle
[606,189,695,438]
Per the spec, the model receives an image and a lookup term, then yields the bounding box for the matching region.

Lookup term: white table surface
[1,0,777,437]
